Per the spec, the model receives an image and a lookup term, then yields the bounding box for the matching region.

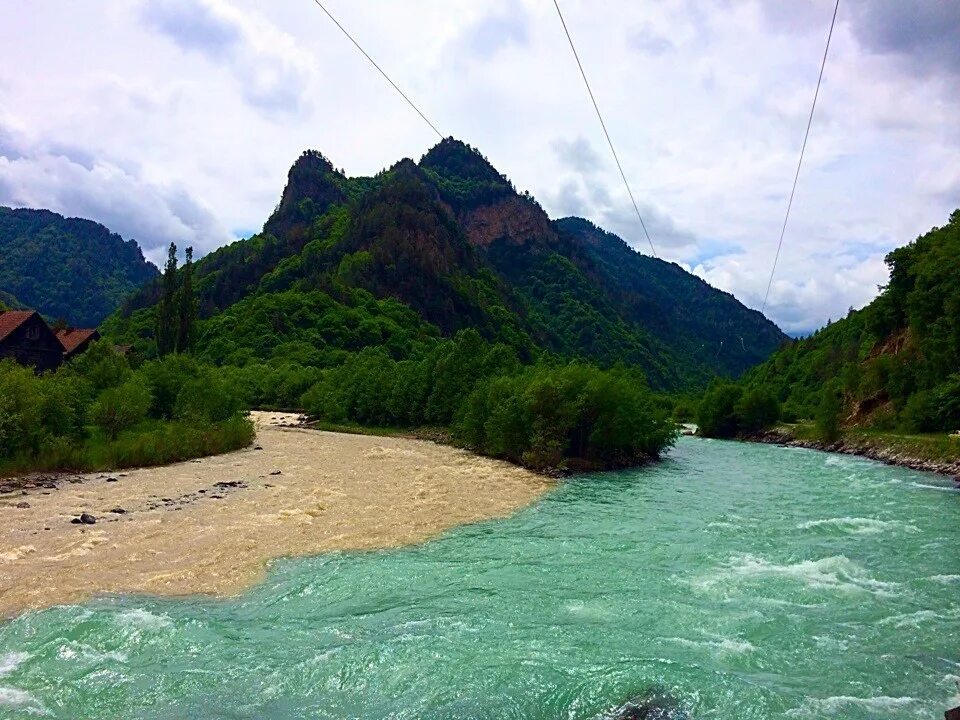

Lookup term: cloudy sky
[1,1,958,334]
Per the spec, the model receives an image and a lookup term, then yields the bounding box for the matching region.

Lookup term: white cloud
[138,0,314,115]
[0,0,956,333]
[0,122,230,264]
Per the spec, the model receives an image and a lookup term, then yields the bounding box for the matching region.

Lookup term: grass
[0,415,255,477]
[846,427,960,464]
[774,422,960,464]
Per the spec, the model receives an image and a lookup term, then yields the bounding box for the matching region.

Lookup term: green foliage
[734,209,960,436]
[0,206,158,326]
[173,371,245,423]
[155,243,197,357]
[299,332,675,471]
[900,390,939,433]
[735,387,780,434]
[89,379,152,440]
[0,346,253,474]
[107,139,784,390]
[67,340,130,391]
[457,364,674,470]
[696,382,742,438]
[814,383,843,443]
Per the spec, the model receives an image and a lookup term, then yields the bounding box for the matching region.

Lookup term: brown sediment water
[0,412,551,617]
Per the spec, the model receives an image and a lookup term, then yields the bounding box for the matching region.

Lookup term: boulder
[607,689,688,720]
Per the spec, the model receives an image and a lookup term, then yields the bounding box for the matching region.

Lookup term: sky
[1,1,958,335]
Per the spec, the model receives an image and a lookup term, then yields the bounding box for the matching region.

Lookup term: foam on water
[786,694,921,718]
[796,516,918,535]
[666,635,756,656]
[696,554,901,597]
[0,655,44,717]
[114,608,172,630]
[931,574,960,584]
[0,652,28,676]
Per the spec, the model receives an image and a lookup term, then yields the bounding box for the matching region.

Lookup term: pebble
[16,501,30,509]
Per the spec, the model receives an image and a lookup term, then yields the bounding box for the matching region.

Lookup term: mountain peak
[265,150,347,236]
[419,137,508,186]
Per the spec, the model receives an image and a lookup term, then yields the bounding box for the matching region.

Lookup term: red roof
[56,328,99,354]
[0,310,37,343]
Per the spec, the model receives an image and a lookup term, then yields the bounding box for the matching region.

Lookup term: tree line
[695,209,960,442]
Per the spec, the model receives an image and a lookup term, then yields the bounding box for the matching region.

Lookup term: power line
[308,0,443,139]
[551,0,658,258]
[761,0,840,314]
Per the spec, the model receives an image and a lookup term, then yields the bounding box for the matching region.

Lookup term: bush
[0,361,44,458]
[735,387,780,434]
[89,379,152,440]
[899,390,940,433]
[174,370,245,423]
[697,382,742,438]
[454,364,675,471]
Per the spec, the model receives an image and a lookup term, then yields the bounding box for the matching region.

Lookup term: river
[1,437,958,718]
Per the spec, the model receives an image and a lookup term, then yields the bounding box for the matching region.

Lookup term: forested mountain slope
[108,138,785,389]
[0,207,158,326]
[721,210,960,435]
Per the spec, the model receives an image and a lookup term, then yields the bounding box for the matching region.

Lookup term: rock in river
[606,689,688,720]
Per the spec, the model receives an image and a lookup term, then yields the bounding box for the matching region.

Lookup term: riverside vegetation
[95,138,786,472]
[695,210,960,460]
[0,253,253,475]
[8,139,790,473]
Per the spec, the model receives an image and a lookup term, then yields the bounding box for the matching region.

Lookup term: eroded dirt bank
[0,412,551,617]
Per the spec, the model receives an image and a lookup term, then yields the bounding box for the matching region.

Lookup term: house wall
[0,316,63,372]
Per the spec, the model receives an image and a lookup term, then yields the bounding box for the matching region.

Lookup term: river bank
[747,425,960,480]
[0,412,551,617]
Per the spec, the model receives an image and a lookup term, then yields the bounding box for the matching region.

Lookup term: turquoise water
[2,438,959,719]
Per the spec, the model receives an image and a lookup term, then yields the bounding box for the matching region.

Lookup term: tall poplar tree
[155,243,178,356]
[176,246,196,353]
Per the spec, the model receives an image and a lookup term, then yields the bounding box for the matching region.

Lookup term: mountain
[107,138,785,389]
[729,209,960,433]
[0,207,159,327]
[0,289,25,310]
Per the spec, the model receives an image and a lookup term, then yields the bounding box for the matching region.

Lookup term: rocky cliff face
[461,196,556,249]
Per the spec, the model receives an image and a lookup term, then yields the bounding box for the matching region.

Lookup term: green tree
[156,243,178,356]
[815,383,843,442]
[734,387,780,434]
[89,379,152,440]
[697,382,743,438]
[176,246,197,353]
[174,370,245,423]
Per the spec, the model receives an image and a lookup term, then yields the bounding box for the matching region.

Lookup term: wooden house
[0,310,65,372]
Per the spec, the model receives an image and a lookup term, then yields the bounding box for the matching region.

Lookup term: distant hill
[0,207,158,326]
[107,138,786,389]
[734,209,960,432]
[0,289,24,311]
